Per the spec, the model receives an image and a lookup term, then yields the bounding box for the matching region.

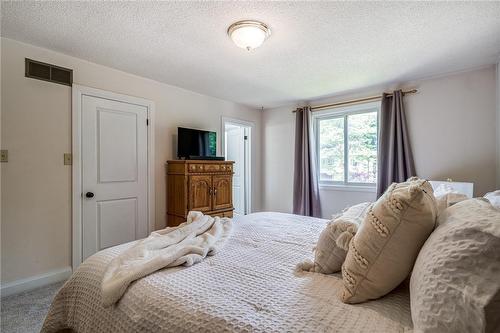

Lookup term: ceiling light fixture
[227,20,271,51]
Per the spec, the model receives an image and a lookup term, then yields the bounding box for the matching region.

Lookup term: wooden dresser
[166,160,235,226]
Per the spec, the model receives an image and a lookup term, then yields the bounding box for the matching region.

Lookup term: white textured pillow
[484,190,500,209]
[410,198,500,333]
[297,202,371,274]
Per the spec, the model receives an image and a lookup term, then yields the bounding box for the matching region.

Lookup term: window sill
[319,184,376,193]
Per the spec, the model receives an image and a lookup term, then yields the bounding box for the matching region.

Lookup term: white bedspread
[42,212,413,333]
[102,211,232,307]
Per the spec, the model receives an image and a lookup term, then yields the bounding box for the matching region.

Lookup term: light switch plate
[64,153,72,165]
[0,150,8,162]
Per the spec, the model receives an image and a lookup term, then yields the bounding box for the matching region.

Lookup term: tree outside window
[315,105,378,186]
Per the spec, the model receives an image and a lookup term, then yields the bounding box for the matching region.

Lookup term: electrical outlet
[64,153,72,165]
[0,150,8,162]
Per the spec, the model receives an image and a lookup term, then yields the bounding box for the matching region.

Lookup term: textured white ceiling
[2,1,500,108]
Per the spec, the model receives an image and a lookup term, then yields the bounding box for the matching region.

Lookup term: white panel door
[82,95,148,260]
[226,126,246,215]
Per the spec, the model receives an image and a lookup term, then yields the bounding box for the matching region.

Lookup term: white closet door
[82,95,148,260]
[226,126,246,215]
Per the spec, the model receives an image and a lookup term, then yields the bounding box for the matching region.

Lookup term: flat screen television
[177,127,217,159]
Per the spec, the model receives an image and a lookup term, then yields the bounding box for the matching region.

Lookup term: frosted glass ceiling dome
[227,20,271,51]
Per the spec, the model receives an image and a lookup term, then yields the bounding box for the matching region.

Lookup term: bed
[42,212,413,333]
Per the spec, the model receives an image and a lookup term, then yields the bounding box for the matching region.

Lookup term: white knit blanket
[101,211,232,307]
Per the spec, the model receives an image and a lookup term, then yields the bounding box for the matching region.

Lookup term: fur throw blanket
[101,211,232,306]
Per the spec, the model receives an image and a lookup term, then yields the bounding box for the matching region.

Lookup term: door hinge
[244,135,248,140]
[146,118,149,126]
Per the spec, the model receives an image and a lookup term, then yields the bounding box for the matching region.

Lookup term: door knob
[85,192,95,198]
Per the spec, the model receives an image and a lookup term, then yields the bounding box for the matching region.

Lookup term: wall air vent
[25,58,73,86]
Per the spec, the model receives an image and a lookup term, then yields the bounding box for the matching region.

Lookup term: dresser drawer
[188,164,205,172]
[204,164,221,172]
[187,163,232,173]
[220,164,232,172]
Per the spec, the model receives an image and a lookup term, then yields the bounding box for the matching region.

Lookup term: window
[314,102,379,186]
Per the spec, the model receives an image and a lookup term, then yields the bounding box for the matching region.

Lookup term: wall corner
[496,60,500,188]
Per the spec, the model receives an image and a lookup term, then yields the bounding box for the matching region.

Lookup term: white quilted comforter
[42,212,413,333]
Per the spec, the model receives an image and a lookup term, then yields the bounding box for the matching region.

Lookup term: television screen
[177,127,217,158]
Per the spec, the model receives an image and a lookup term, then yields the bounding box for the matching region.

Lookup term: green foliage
[319,112,377,183]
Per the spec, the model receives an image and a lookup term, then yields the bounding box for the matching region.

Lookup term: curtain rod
[292,89,418,113]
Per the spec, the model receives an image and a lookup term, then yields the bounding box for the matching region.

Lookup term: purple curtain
[293,106,321,217]
[376,90,416,198]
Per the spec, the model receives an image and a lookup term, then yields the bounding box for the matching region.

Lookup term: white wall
[405,67,496,196]
[263,66,498,218]
[262,106,295,213]
[1,38,262,284]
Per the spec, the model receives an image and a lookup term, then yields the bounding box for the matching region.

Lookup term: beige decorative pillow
[340,178,437,304]
[297,202,371,274]
[410,198,500,333]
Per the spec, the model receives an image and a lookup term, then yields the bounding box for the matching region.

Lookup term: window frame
[313,101,380,189]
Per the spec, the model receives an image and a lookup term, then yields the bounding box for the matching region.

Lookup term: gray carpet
[1,282,64,333]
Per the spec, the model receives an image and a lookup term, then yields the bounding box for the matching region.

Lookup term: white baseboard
[1,266,72,298]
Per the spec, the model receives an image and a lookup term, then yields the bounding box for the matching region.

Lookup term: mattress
[42,212,413,333]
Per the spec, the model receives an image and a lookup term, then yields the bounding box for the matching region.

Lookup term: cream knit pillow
[297,202,371,274]
[340,178,437,304]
